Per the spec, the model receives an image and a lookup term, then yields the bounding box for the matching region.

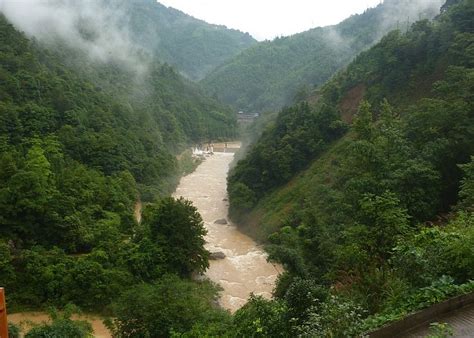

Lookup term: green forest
[0,6,238,336]
[1,0,473,337]
[112,0,257,80]
[228,0,474,335]
[202,0,444,113]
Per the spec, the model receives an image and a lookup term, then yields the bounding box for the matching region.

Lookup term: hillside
[1,0,473,336]
[202,0,444,113]
[0,7,246,333]
[123,0,257,80]
[0,0,257,81]
[227,0,474,334]
[0,3,234,262]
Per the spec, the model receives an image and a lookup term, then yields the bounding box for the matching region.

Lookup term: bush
[24,307,92,338]
[110,276,227,337]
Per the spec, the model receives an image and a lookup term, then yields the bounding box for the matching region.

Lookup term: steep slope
[123,0,257,80]
[225,0,474,334]
[202,0,444,113]
[0,9,241,321]
[0,12,236,253]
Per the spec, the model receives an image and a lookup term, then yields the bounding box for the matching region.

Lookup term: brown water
[173,151,282,312]
[8,312,111,338]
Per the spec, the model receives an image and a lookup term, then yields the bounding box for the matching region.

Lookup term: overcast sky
[158,0,382,41]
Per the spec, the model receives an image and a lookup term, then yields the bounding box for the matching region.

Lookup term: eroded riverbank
[173,151,281,312]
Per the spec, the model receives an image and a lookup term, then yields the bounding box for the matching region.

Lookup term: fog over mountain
[202,0,445,113]
[0,0,140,66]
[0,0,256,79]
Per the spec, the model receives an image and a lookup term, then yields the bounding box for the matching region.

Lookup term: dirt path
[8,312,111,337]
[134,200,142,224]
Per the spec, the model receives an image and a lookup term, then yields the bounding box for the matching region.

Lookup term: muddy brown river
[173,150,281,312]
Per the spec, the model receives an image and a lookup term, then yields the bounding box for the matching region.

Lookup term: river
[173,149,281,312]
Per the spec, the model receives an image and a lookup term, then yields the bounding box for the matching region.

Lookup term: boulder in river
[214,218,228,225]
[209,251,226,260]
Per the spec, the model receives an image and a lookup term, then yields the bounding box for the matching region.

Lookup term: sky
[158,0,383,41]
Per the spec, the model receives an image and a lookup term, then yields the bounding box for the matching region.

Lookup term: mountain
[0,0,257,81]
[227,0,473,334]
[202,0,444,113]
[0,5,242,320]
[0,11,237,251]
[122,0,257,80]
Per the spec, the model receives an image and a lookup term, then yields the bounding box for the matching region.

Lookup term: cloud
[0,0,147,73]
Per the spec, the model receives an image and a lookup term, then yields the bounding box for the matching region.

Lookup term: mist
[378,0,446,34]
[0,0,148,74]
[323,0,445,51]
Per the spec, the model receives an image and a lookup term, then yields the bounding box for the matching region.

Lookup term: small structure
[0,288,8,338]
[237,111,259,124]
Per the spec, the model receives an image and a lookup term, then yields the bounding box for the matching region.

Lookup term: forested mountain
[0,10,237,326]
[202,0,444,113]
[1,0,473,336]
[0,0,256,81]
[227,0,474,335]
[120,0,257,80]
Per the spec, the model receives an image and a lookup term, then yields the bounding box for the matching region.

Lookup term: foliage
[228,0,474,334]
[0,4,233,314]
[8,322,21,338]
[24,306,93,338]
[392,212,474,286]
[232,295,290,337]
[142,197,209,277]
[458,156,474,208]
[1,0,473,336]
[178,150,203,176]
[356,279,474,334]
[119,0,256,80]
[282,278,329,326]
[109,276,227,338]
[295,295,365,337]
[228,102,346,221]
[427,322,454,338]
[203,0,443,113]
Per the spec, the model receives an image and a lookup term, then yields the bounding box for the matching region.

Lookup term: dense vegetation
[227,0,474,335]
[122,0,257,80]
[202,0,444,113]
[0,10,237,336]
[2,0,473,337]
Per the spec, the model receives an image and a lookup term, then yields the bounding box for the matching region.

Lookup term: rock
[214,218,228,225]
[209,251,226,260]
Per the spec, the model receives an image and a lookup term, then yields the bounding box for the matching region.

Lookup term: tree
[357,192,409,259]
[459,156,474,208]
[144,197,209,277]
[110,276,226,337]
[25,307,92,338]
[233,295,290,337]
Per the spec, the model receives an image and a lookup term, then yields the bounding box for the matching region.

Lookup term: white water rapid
[173,151,281,312]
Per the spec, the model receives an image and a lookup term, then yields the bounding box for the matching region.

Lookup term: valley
[0,0,473,336]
